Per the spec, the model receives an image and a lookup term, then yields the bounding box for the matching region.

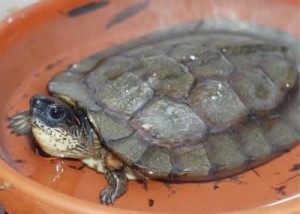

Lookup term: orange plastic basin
[0,0,299,213]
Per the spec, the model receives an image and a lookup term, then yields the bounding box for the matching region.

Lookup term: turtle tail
[8,111,31,136]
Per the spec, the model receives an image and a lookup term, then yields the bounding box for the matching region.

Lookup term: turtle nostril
[30,96,42,107]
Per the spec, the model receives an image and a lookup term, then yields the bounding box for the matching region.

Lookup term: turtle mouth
[30,115,41,126]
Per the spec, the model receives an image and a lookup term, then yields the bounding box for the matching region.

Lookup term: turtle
[8,21,300,205]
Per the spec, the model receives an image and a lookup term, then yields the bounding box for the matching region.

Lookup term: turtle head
[9,95,96,159]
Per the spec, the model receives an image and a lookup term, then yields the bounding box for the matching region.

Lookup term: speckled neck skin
[31,120,102,160]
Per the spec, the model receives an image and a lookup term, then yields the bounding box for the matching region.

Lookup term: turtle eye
[47,105,65,121]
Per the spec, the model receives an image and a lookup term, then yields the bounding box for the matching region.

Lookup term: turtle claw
[100,186,116,205]
[8,111,31,135]
[99,169,128,205]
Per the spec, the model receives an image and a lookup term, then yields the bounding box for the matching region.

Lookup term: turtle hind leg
[100,169,128,205]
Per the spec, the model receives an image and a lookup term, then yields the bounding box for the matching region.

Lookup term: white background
[0,0,40,21]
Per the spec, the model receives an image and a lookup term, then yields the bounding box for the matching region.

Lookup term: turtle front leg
[100,169,127,204]
[8,111,31,135]
[100,152,128,205]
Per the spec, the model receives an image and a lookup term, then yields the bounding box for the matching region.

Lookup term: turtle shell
[49,21,300,181]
